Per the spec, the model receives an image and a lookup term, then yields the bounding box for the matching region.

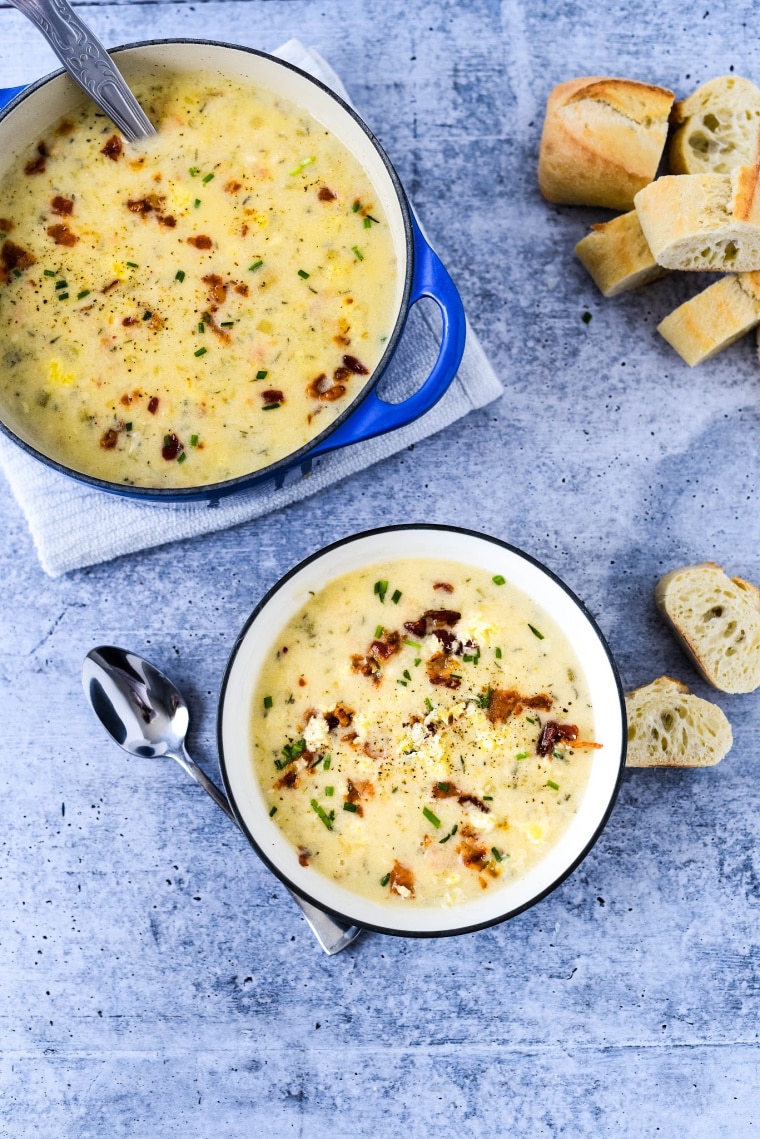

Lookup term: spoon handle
[174,748,362,956]
[7,0,156,141]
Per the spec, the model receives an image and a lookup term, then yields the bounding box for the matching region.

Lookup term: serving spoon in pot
[8,0,155,140]
[82,646,362,956]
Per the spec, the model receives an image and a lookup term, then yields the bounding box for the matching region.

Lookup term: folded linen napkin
[0,40,503,577]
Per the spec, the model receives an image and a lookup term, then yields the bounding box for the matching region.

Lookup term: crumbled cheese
[303,714,331,752]
[460,610,497,646]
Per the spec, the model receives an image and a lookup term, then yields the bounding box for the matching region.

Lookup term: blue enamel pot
[0,40,465,502]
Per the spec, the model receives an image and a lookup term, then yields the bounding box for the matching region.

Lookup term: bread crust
[575,210,669,296]
[625,675,732,767]
[655,563,760,692]
[657,271,760,365]
[538,77,674,210]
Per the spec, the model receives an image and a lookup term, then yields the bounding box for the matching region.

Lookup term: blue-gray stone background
[1,1,759,1135]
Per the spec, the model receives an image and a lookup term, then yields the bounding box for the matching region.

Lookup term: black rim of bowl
[0,39,415,498]
[217,523,628,939]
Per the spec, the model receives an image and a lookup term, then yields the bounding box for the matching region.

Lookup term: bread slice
[655,562,760,692]
[539,77,674,210]
[575,210,670,296]
[625,676,731,767]
[634,166,760,271]
[657,271,760,365]
[670,75,760,175]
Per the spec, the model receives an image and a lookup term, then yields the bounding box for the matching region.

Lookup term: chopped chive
[325,786,334,797]
[190,434,199,447]
[249,260,263,271]
[202,172,214,184]
[483,795,493,801]
[363,216,372,228]
[177,451,187,465]
[189,166,200,177]
[55,280,67,290]
[0,232,6,241]
[343,801,359,813]
[404,639,421,650]
[439,824,458,844]
[375,625,384,638]
[526,716,536,725]
[126,261,138,268]
[352,201,362,212]
[352,245,364,260]
[547,780,559,791]
[515,752,527,761]
[423,807,441,829]
[297,269,310,279]
[397,679,408,687]
[414,658,422,666]
[193,198,201,208]
[281,739,306,761]
[289,156,315,176]
[477,687,492,710]
[425,697,433,712]
[201,311,211,324]
[528,624,545,640]
[553,749,564,760]
[269,805,277,817]
[125,421,132,432]
[323,755,332,772]
[374,580,389,603]
[310,798,333,830]
[262,403,280,410]
[263,695,273,709]
[198,322,205,333]
[403,669,412,681]
[142,311,152,321]
[492,574,506,585]
[43,269,56,277]
[175,269,186,282]
[495,647,502,659]
[491,847,503,863]
[194,347,207,357]
[380,873,390,887]
[437,782,450,792]
[220,321,234,328]
[164,434,173,446]
[76,289,91,300]
[58,292,69,300]
[256,369,268,380]
[391,589,402,604]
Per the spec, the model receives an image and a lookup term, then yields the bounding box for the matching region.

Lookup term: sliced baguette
[575,210,669,296]
[657,270,760,365]
[655,562,760,692]
[670,75,760,175]
[634,165,760,271]
[538,77,674,210]
[625,676,731,767]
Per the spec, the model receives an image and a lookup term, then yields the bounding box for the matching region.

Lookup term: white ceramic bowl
[218,525,626,937]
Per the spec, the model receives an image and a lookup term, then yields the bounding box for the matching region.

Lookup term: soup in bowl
[0,42,465,500]
[218,526,626,937]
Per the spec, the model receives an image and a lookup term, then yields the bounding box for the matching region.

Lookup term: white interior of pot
[220,528,625,936]
[0,42,410,458]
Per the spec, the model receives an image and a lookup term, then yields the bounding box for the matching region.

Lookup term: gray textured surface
[1,1,760,1135]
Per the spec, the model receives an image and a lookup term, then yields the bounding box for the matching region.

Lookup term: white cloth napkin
[0,40,503,577]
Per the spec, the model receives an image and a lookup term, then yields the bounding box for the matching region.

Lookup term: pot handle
[0,86,26,110]
[307,213,466,458]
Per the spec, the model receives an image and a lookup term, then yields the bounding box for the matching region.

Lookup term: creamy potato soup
[251,560,600,908]
[0,72,398,486]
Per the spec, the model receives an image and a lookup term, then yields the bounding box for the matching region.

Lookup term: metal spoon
[82,646,361,955]
[8,0,155,141]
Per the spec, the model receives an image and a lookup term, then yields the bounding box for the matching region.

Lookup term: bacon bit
[571,740,604,749]
[403,617,427,638]
[297,847,310,867]
[234,283,249,296]
[432,781,490,814]
[426,652,461,690]
[456,826,489,871]
[161,433,183,461]
[275,766,299,790]
[537,721,579,756]
[333,365,351,383]
[351,653,380,681]
[120,390,137,405]
[24,141,48,175]
[298,676,306,687]
[47,223,78,247]
[56,120,75,136]
[100,428,119,449]
[50,195,74,216]
[122,316,137,328]
[224,180,242,193]
[341,354,369,375]
[371,630,402,661]
[486,689,552,724]
[306,372,346,402]
[147,396,159,414]
[188,235,213,250]
[389,860,415,898]
[434,581,454,593]
[318,186,337,201]
[240,224,249,238]
[324,703,354,730]
[202,273,226,306]
[101,135,123,161]
[127,195,159,215]
[262,388,284,405]
[159,215,176,228]
[0,240,36,281]
[0,218,13,233]
[102,279,120,294]
[404,609,461,640]
[345,779,365,817]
